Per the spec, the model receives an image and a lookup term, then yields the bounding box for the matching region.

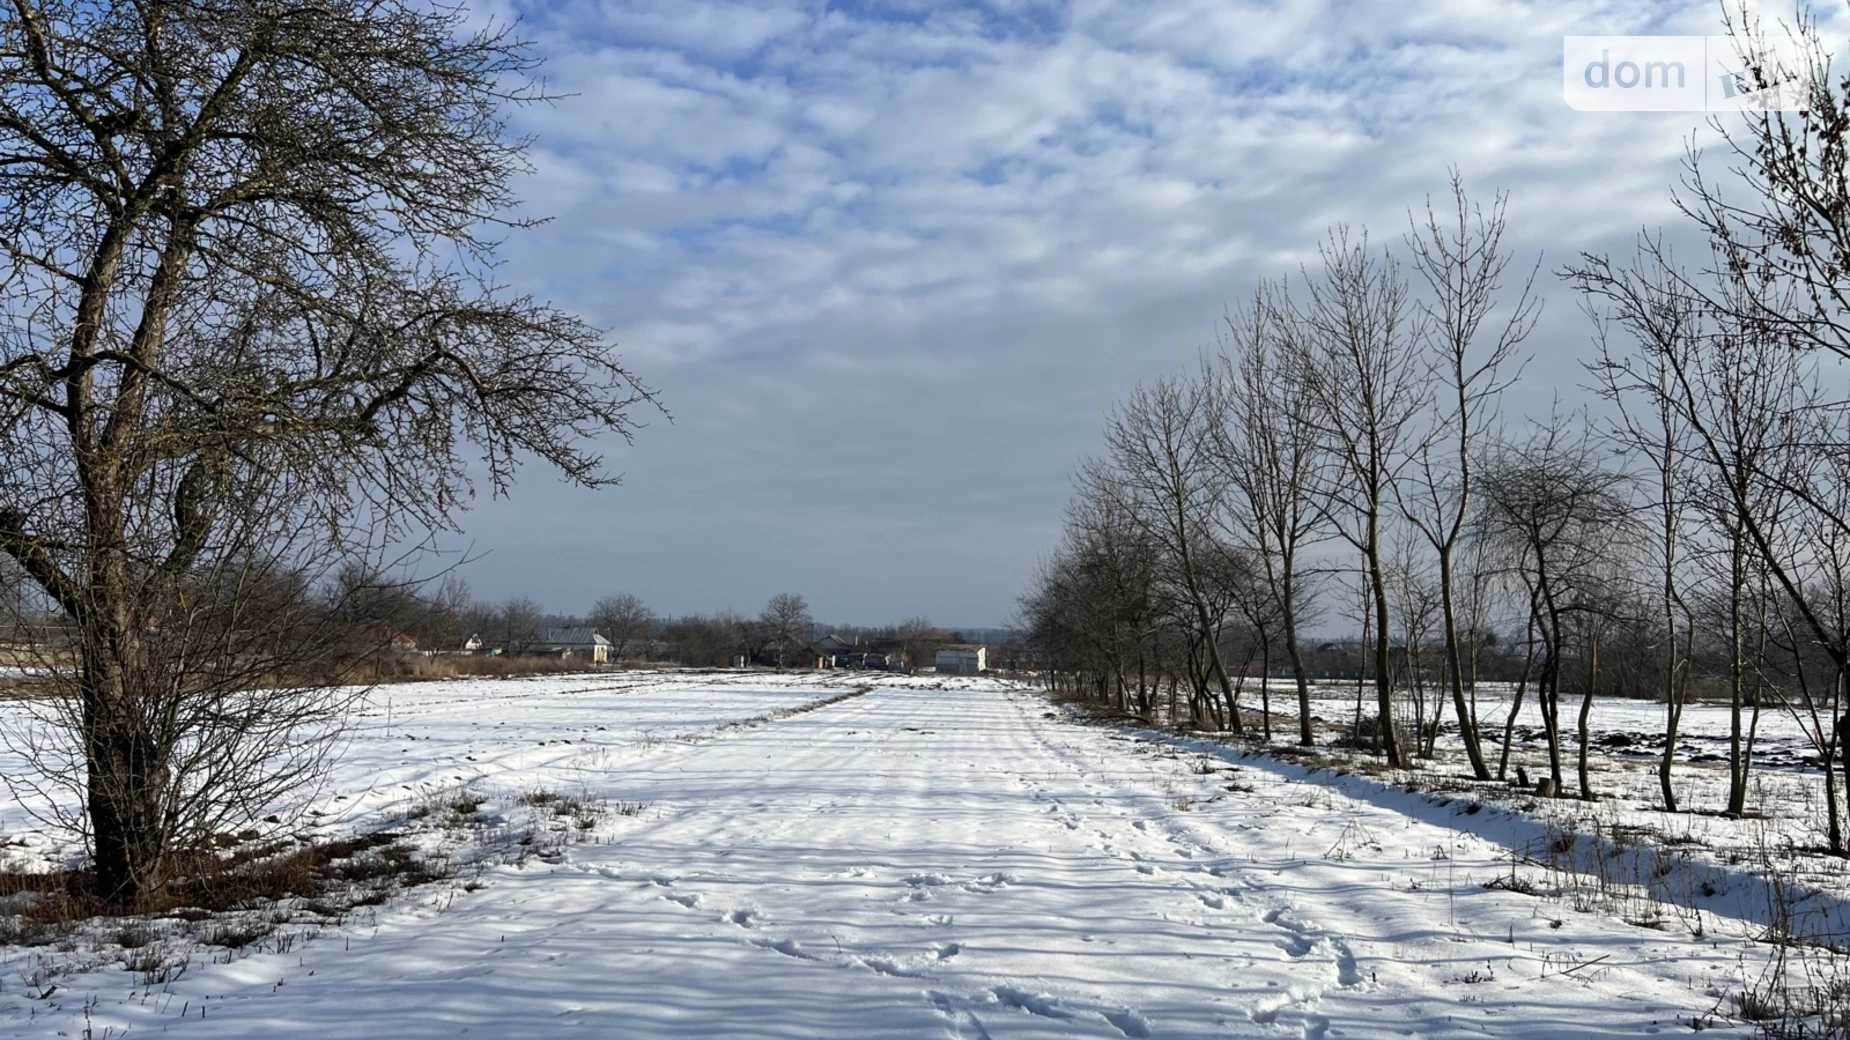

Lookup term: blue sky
[445,0,1791,627]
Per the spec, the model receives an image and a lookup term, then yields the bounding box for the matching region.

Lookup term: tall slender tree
[1400,171,1538,780]
[1295,228,1428,767]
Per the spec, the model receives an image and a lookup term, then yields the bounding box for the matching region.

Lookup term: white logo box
[1563,35,1809,111]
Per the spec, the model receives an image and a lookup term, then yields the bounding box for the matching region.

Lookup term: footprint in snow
[666,893,701,909]
[964,872,1013,892]
[1332,940,1363,987]
[1102,1008,1152,1038]
[1248,998,1288,1025]
[991,985,1074,1020]
[857,953,920,977]
[751,938,812,960]
[726,908,758,928]
[1279,932,1316,957]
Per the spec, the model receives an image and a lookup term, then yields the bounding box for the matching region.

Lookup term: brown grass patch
[0,830,446,945]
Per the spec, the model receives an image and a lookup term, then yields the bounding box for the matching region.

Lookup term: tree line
[1023,17,1850,851]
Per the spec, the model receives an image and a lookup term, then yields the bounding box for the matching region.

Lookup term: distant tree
[894,616,943,672]
[1088,376,1242,731]
[590,593,655,661]
[499,598,545,652]
[760,594,813,668]
[423,576,475,653]
[329,562,425,649]
[664,614,734,668]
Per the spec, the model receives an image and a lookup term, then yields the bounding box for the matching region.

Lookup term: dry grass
[363,653,601,683]
[516,788,606,832]
[0,830,445,946]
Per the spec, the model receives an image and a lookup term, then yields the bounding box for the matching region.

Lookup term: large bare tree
[760,593,813,668]
[0,2,655,905]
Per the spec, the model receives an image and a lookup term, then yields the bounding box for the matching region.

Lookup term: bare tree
[1215,280,1329,745]
[1400,171,1538,780]
[591,593,655,662]
[1295,228,1428,767]
[1573,240,1820,814]
[1089,376,1243,732]
[1023,479,1167,719]
[1478,419,1632,798]
[498,597,546,653]
[423,575,476,653]
[894,616,943,674]
[760,593,813,668]
[0,2,658,904]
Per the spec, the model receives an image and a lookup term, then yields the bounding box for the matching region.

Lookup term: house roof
[538,627,610,647]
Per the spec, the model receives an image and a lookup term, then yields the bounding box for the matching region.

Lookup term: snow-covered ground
[0,672,1810,1037]
[1295,680,1824,772]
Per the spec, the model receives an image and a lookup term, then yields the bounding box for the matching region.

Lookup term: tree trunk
[1368,545,1402,766]
[83,643,165,907]
[1660,620,1690,812]
[1577,629,1600,801]
[1258,637,1272,744]
[1727,542,1748,817]
[1195,595,1242,734]
[1497,615,1537,782]
[1437,552,1490,778]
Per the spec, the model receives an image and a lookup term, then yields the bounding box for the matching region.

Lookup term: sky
[439,0,1810,629]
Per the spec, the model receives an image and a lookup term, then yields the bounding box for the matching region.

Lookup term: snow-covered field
[0,671,1814,1037]
[1296,680,1824,773]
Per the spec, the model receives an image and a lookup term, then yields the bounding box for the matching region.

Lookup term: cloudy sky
[445,0,1800,628]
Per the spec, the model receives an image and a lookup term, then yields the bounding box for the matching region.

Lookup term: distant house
[791,642,832,670]
[935,645,987,674]
[389,632,420,654]
[525,627,611,664]
[460,633,484,652]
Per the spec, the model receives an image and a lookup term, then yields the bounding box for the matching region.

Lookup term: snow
[1300,680,1824,773]
[0,671,1802,1037]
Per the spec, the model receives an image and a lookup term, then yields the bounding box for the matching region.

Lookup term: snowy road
[22,676,1760,1038]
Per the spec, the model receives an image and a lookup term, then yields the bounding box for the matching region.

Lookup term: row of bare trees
[1025,170,1534,766]
[1024,10,1850,851]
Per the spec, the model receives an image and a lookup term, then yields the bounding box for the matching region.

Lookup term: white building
[935,645,987,674]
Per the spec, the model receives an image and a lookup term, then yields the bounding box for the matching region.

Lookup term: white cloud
[461,0,1782,623]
